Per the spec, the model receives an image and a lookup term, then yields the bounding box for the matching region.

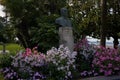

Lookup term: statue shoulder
[55,17,63,24]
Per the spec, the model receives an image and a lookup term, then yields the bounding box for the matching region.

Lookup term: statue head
[60,8,68,18]
[55,7,72,27]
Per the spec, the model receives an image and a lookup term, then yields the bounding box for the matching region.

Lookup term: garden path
[79,75,120,80]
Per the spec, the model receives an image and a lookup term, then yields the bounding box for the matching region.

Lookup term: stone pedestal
[59,27,74,52]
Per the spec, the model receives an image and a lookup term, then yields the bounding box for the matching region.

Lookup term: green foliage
[0,0,67,50]
[0,16,16,43]
[68,0,120,45]
[106,0,120,37]
[1,0,120,49]
[0,54,13,68]
[68,0,101,41]
[30,15,59,53]
[2,26,16,43]
[0,17,7,43]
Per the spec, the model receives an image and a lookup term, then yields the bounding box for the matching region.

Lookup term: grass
[0,43,23,80]
[0,43,23,54]
[0,74,4,80]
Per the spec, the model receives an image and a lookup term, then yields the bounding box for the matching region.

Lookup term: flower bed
[46,45,77,79]
[92,47,120,76]
[1,39,120,79]
[0,45,77,80]
[74,38,120,78]
[74,38,96,76]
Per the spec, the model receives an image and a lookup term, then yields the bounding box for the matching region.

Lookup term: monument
[55,8,74,52]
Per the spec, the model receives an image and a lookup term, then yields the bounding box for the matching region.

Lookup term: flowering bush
[12,48,46,68]
[0,53,13,68]
[0,67,19,80]
[92,47,120,76]
[74,38,95,60]
[80,70,98,77]
[0,67,46,80]
[74,38,95,72]
[46,45,77,79]
[11,47,46,79]
[1,45,77,80]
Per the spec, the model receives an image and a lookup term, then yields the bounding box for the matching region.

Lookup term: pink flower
[109,57,114,60]
[104,70,112,76]
[106,56,110,60]
[96,61,101,65]
[92,47,120,76]
[108,63,112,68]
[40,54,46,59]
[115,57,120,61]
[23,48,32,57]
[100,65,106,68]
[95,52,99,56]
[25,48,32,56]
[100,57,106,61]
[100,69,104,72]
[114,67,119,70]
[32,46,38,51]
[33,50,38,54]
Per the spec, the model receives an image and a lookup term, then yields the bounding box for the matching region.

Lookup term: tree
[0,16,7,43]
[68,0,120,48]
[106,0,120,48]
[68,0,101,42]
[100,0,107,47]
[0,0,66,52]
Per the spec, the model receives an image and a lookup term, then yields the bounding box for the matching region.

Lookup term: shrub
[0,67,19,80]
[92,47,120,76]
[0,54,13,68]
[1,45,77,80]
[11,47,46,79]
[74,38,95,72]
[46,45,77,80]
[30,15,59,53]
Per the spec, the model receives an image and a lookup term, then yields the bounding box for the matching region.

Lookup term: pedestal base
[59,27,74,52]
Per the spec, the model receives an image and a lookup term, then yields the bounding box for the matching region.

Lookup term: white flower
[67,62,70,65]
[66,66,69,70]
[57,67,60,71]
[71,51,77,58]
[68,71,71,76]
[60,66,64,70]
[45,45,77,78]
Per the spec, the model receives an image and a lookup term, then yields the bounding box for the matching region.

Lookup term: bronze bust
[55,8,72,27]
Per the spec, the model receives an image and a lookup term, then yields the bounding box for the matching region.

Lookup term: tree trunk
[0,42,6,53]
[100,0,107,47]
[113,33,119,49]
[113,37,119,49]
[17,33,27,48]
[16,19,32,49]
[113,0,119,49]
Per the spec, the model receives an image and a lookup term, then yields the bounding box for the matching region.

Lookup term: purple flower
[94,73,98,76]
[80,71,87,77]
[104,70,112,76]
[88,71,92,75]
[33,72,46,79]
